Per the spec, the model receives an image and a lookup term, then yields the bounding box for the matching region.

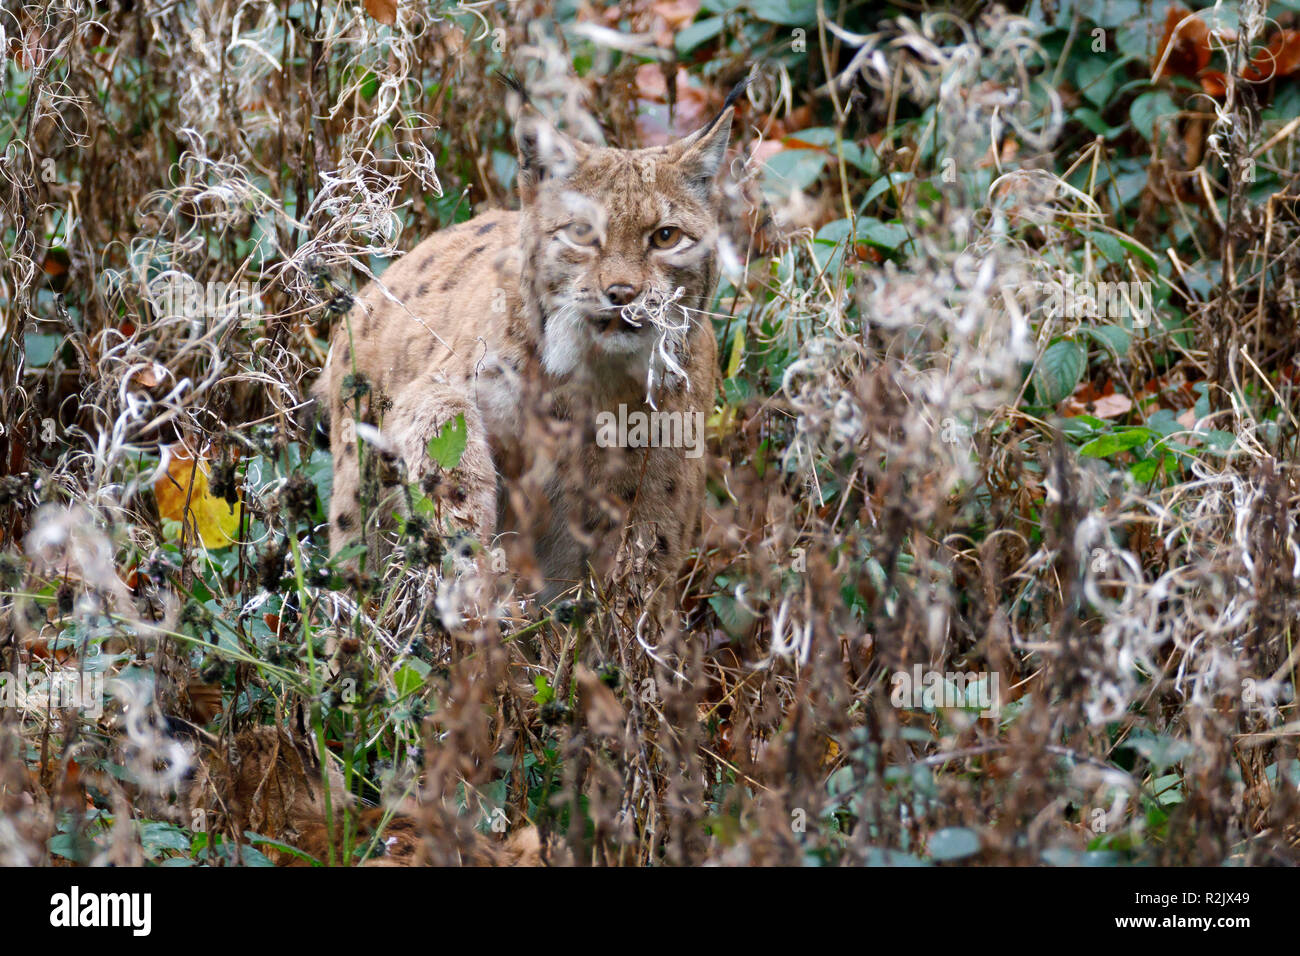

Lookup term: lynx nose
[604,284,639,306]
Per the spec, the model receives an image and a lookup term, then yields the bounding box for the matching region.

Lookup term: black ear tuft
[515,115,581,199]
[720,71,752,114]
[695,68,752,143]
[671,68,751,198]
[494,71,532,108]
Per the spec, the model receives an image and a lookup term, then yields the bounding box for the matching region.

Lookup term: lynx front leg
[328,411,362,557]
[386,383,497,543]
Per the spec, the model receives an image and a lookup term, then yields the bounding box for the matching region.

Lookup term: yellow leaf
[154,448,241,549]
[725,324,745,379]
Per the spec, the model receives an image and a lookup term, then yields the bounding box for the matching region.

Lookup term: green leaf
[674,15,724,54]
[815,218,854,245]
[328,540,368,567]
[1083,324,1131,357]
[48,831,94,861]
[1060,416,1102,441]
[1076,56,1121,109]
[393,664,426,698]
[1115,235,1159,271]
[1033,340,1087,406]
[533,674,554,706]
[25,333,60,367]
[1193,381,1211,419]
[1144,408,1182,437]
[1203,429,1237,453]
[138,821,193,858]
[426,413,467,469]
[788,128,878,173]
[927,826,981,861]
[761,149,827,198]
[230,837,276,867]
[1264,80,1300,123]
[1153,772,1185,806]
[808,218,851,270]
[709,592,759,638]
[1073,107,1125,139]
[1077,0,1144,27]
[244,833,320,865]
[410,491,437,519]
[1123,732,1194,770]
[1129,91,1178,142]
[1083,229,1126,264]
[1042,847,1124,866]
[862,171,914,207]
[1078,428,1155,458]
[1116,21,1151,58]
[1129,457,1159,482]
[857,217,909,250]
[748,0,818,25]
[838,140,878,174]
[864,847,930,866]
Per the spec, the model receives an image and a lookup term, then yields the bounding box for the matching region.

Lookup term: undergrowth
[1,0,1299,865]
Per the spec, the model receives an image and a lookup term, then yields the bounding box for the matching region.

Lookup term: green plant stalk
[285,510,339,867]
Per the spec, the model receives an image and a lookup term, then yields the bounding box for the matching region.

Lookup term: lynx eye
[562,221,599,247]
[650,226,685,250]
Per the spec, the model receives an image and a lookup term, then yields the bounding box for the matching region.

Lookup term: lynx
[318,83,742,601]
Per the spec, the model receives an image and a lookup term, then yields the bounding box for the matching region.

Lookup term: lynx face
[516,114,731,381]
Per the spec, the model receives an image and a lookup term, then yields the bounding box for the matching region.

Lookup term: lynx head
[514,93,739,382]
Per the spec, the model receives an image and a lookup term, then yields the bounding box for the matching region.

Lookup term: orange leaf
[1063,380,1134,419]
[1155,7,1211,81]
[652,0,701,30]
[364,0,396,26]
[24,637,75,663]
[1089,393,1134,418]
[42,252,68,277]
[652,0,701,45]
[1199,69,1228,96]
[781,136,829,151]
[129,362,167,388]
[154,447,241,549]
[853,243,884,264]
[1243,30,1300,82]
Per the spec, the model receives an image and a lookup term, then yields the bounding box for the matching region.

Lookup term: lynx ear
[672,109,733,198]
[671,73,748,199]
[516,115,588,204]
